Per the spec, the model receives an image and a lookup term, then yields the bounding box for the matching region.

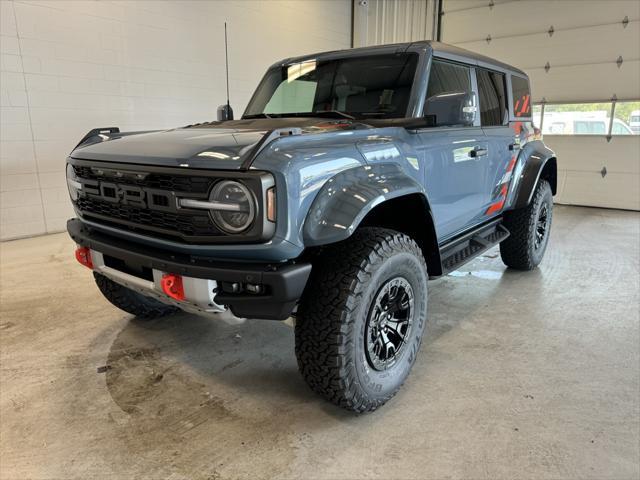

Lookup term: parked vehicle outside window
[534,101,639,135]
[630,109,640,133]
[614,101,640,135]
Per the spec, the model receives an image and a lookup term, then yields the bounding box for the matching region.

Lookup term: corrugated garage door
[442,0,640,210]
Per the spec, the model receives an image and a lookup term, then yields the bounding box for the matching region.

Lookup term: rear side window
[476,69,507,126]
[425,60,472,101]
[511,75,531,118]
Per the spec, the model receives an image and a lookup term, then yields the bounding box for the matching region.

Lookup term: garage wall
[0,0,351,240]
[353,0,438,48]
[442,0,640,210]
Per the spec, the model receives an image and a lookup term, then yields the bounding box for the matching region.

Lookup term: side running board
[437,219,510,277]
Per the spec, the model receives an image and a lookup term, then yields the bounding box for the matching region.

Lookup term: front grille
[76,196,218,239]
[72,164,224,242]
[69,159,272,245]
[72,165,213,194]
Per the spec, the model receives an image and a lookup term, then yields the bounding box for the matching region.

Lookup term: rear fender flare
[510,141,557,210]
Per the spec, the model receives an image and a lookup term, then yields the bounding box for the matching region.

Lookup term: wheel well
[359,194,442,276]
[540,157,557,195]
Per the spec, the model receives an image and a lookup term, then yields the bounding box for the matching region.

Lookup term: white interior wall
[352,0,437,48]
[0,0,351,240]
[442,0,640,211]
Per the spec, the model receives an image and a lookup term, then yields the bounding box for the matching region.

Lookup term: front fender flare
[302,163,426,246]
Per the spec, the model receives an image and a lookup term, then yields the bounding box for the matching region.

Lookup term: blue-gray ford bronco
[67,41,556,412]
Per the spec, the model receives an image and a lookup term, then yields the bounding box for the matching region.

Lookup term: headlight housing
[209,180,256,233]
[66,163,81,201]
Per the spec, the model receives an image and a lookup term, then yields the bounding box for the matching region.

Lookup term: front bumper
[68,218,311,320]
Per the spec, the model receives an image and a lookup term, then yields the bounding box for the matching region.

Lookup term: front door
[416,59,492,241]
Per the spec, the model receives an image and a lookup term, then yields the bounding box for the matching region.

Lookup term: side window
[424,59,473,127]
[476,69,507,126]
[425,60,472,101]
[511,75,531,118]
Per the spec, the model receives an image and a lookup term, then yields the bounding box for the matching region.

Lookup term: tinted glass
[425,60,471,101]
[511,75,531,117]
[244,53,418,119]
[477,69,507,126]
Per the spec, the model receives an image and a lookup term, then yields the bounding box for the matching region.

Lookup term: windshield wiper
[244,111,356,120]
[308,110,355,120]
[242,113,272,119]
[268,110,355,120]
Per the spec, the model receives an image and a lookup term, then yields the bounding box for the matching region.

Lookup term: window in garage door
[476,69,507,126]
[537,102,639,136]
[613,101,640,135]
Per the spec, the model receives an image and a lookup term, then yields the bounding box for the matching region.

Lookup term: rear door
[476,67,514,217]
[416,59,490,240]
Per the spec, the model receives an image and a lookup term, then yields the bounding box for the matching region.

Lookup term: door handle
[469,147,488,158]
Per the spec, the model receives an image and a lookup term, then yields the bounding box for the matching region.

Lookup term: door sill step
[435,219,510,277]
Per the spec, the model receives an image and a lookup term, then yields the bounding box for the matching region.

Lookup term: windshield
[243,53,418,120]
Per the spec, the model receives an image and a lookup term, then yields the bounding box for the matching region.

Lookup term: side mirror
[217,104,234,121]
[424,91,477,127]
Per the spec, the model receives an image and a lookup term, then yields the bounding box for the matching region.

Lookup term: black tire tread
[295,227,427,413]
[500,179,552,270]
[94,272,178,319]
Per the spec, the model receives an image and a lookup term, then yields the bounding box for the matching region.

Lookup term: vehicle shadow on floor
[102,263,543,421]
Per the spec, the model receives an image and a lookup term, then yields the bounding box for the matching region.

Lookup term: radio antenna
[217,22,234,121]
[224,22,230,108]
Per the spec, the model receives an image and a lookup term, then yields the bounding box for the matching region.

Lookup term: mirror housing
[217,104,234,121]
[424,91,477,127]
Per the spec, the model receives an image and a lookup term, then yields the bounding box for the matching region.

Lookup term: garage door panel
[545,135,640,175]
[528,60,640,102]
[556,170,640,210]
[444,0,640,44]
[456,22,640,74]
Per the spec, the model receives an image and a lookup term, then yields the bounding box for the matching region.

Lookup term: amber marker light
[267,187,276,222]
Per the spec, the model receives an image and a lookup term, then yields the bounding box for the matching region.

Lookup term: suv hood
[70,118,371,170]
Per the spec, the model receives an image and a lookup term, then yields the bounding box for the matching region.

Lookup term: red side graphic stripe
[485,185,508,215]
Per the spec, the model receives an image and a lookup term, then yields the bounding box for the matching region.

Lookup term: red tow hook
[74,246,93,269]
[161,274,185,301]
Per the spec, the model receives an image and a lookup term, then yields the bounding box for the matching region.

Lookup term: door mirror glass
[424,91,477,127]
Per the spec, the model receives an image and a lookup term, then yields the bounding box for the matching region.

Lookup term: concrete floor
[0,205,638,479]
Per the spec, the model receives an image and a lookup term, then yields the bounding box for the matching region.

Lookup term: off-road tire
[295,227,428,413]
[94,272,178,319]
[500,179,553,270]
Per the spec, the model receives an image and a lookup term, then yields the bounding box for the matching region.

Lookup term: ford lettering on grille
[82,180,178,212]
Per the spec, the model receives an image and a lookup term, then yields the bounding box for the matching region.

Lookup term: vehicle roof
[273,40,527,77]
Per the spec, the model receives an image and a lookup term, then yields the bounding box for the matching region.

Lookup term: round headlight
[66,164,81,201]
[210,180,255,233]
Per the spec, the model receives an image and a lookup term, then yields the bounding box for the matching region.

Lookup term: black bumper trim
[67,218,311,320]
